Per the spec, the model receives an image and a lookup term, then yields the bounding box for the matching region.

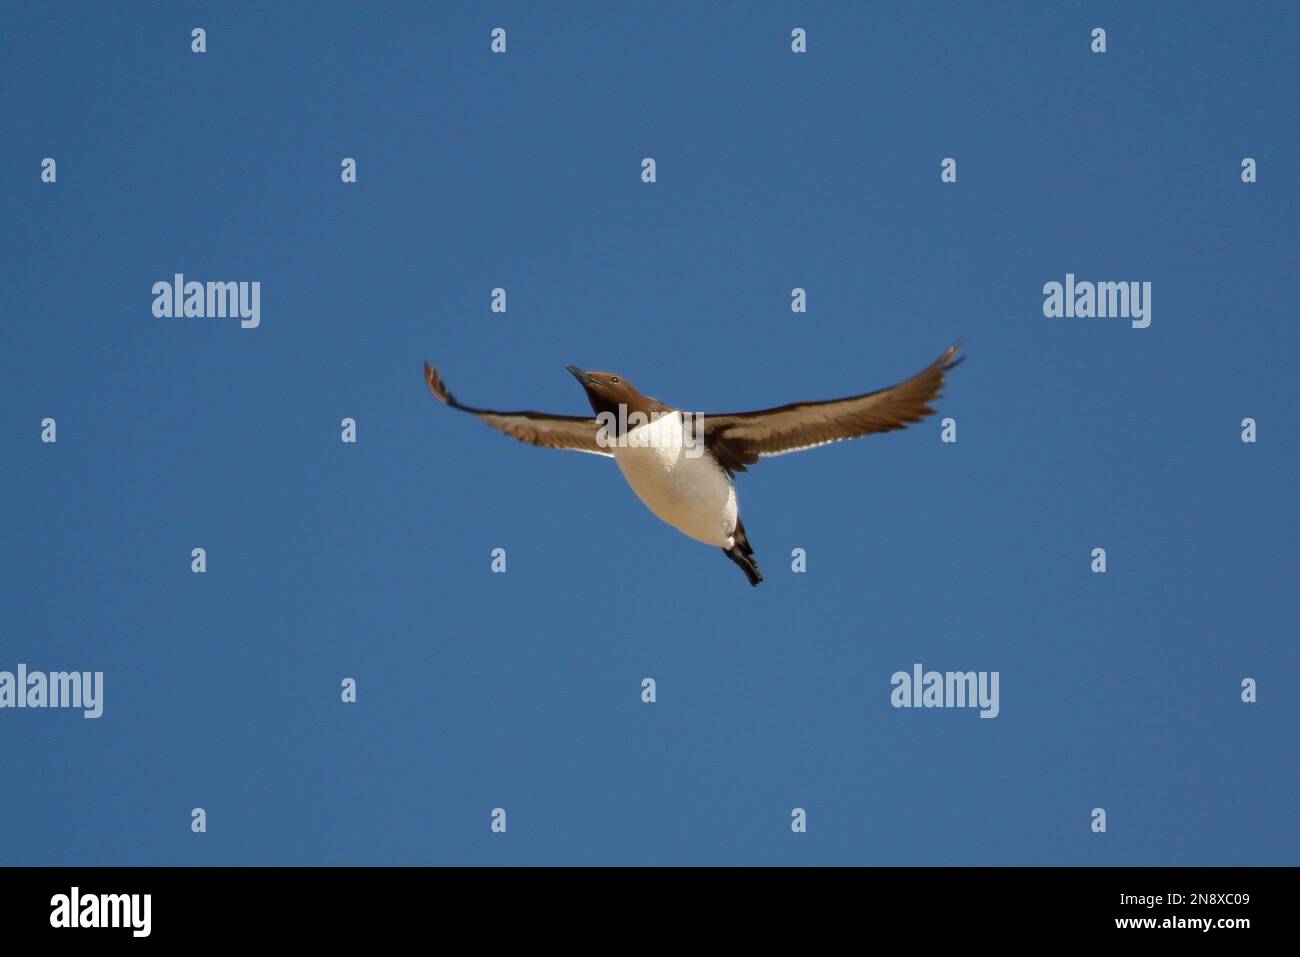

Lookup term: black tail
[723,518,763,587]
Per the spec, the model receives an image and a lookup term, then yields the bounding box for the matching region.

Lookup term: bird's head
[565,365,659,422]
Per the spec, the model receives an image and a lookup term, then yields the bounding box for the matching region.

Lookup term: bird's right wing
[699,344,963,472]
[423,363,613,457]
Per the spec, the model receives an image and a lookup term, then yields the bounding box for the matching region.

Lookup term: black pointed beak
[566,364,595,386]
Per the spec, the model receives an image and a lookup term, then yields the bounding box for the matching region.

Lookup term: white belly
[613,411,738,547]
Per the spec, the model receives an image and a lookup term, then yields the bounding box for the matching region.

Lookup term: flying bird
[423,344,963,586]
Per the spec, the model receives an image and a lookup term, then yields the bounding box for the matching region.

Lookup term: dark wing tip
[938,341,965,372]
[423,362,453,405]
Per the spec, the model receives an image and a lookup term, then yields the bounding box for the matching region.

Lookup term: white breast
[612,411,738,548]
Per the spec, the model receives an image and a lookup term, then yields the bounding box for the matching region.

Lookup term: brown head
[566,366,667,432]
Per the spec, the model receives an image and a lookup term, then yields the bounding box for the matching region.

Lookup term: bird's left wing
[699,343,963,472]
[424,363,613,456]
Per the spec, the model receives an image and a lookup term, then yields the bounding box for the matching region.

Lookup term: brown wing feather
[701,344,963,472]
[423,363,612,457]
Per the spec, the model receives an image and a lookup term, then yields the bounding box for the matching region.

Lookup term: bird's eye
[611,377,620,383]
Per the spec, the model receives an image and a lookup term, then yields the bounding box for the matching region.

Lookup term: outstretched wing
[424,363,612,457]
[700,344,963,472]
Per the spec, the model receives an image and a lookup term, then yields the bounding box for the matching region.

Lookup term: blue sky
[1,1,1296,865]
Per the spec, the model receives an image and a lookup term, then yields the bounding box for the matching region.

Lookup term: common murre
[423,343,963,586]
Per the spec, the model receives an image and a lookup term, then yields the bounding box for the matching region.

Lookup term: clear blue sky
[2,1,1296,865]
